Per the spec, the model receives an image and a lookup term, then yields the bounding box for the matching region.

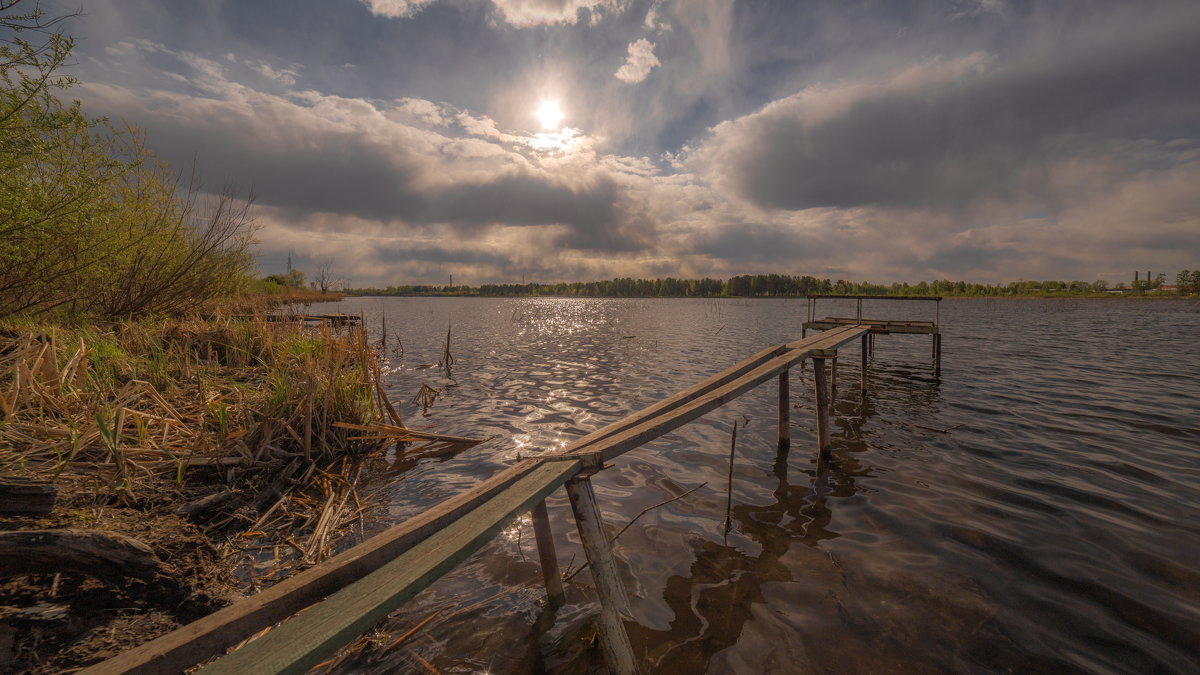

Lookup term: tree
[0,1,256,318]
[314,258,334,293]
[1177,270,1191,295]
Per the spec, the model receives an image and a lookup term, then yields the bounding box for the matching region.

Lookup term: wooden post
[565,477,638,675]
[860,334,868,396]
[812,358,831,458]
[868,333,874,357]
[934,333,942,376]
[830,357,838,401]
[531,500,565,610]
[777,369,790,452]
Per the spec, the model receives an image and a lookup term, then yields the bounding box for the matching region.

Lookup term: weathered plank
[567,344,790,453]
[0,530,160,585]
[0,478,56,515]
[565,326,864,458]
[82,458,545,675]
[805,317,938,335]
[806,294,942,301]
[199,460,583,675]
[563,326,869,463]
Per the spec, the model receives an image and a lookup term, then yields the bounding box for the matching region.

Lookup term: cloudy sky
[47,0,1200,286]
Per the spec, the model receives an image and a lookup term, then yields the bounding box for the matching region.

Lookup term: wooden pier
[803,294,942,374]
[83,315,941,675]
[255,313,360,327]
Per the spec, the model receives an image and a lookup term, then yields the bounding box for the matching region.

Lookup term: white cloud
[614,39,661,84]
[250,60,299,86]
[358,0,626,26]
[490,0,625,26]
[357,0,439,19]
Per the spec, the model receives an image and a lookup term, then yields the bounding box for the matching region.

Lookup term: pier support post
[831,357,838,401]
[860,334,869,396]
[777,369,790,452]
[868,333,874,357]
[934,333,942,376]
[565,477,639,675]
[812,358,831,458]
[531,500,565,611]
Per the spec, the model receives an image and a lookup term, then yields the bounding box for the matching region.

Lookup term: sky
[40,0,1200,286]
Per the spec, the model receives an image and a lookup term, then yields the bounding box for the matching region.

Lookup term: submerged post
[531,500,565,610]
[812,357,831,457]
[860,334,869,395]
[564,477,638,675]
[777,369,790,451]
[934,333,942,376]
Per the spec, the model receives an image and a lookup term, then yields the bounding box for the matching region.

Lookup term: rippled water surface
[304,297,1200,674]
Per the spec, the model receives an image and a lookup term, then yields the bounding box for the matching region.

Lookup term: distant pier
[803,294,942,375]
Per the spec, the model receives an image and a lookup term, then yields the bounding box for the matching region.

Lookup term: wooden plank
[821,317,935,327]
[566,477,639,674]
[805,321,935,335]
[806,294,942,301]
[0,478,56,515]
[82,459,545,675]
[200,460,583,675]
[565,326,864,457]
[0,530,160,585]
[564,327,869,463]
[566,324,868,454]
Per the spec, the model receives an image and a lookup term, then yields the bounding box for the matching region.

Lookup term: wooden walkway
[83,322,934,675]
[804,294,943,374]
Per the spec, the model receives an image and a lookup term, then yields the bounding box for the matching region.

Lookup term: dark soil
[0,474,242,673]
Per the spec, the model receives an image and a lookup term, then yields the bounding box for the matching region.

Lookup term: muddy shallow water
[302,296,1200,674]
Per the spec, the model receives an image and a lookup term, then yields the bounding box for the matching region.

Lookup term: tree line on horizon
[353,272,1200,298]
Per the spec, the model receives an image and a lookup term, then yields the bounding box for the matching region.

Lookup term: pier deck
[803,294,943,373]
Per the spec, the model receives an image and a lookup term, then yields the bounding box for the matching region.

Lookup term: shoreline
[0,305,388,672]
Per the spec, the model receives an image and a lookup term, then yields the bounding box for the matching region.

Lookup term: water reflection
[298,296,1200,673]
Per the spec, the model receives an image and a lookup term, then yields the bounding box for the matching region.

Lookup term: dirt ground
[0,472,242,673]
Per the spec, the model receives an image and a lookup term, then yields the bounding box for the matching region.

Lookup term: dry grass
[0,311,484,671]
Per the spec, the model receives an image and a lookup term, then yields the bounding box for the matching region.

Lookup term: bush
[0,1,256,320]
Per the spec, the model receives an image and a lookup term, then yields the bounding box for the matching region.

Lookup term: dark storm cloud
[704,5,1200,211]
[687,223,832,262]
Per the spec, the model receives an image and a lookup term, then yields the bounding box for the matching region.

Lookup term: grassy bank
[0,306,471,671]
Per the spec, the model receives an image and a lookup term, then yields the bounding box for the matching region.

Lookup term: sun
[535,100,562,130]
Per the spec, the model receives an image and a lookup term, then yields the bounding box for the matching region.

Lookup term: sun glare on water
[536,100,562,130]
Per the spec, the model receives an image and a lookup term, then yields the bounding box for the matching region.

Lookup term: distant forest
[352,272,1200,298]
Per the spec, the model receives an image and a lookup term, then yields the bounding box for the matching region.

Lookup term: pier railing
[85,322,937,675]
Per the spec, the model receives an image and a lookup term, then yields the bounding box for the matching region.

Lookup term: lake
[301,296,1200,673]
